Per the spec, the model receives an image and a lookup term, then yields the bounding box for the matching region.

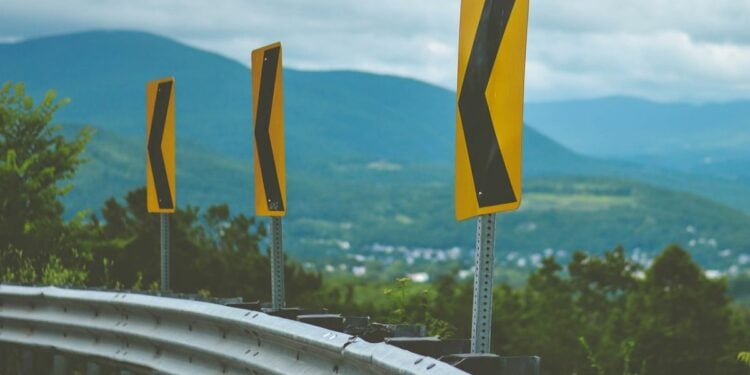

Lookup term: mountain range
[2,30,749,274]
[526,97,750,175]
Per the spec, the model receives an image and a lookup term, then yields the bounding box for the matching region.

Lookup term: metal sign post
[455,0,529,354]
[160,214,170,292]
[270,217,285,308]
[252,43,288,309]
[471,213,496,353]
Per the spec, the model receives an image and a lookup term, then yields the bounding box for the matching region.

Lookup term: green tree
[568,247,640,374]
[308,245,750,374]
[626,245,745,374]
[379,276,457,338]
[88,187,322,301]
[494,256,586,374]
[0,82,92,284]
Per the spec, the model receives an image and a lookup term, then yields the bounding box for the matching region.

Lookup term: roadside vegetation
[2,83,749,373]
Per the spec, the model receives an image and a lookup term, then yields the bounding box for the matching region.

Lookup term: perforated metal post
[270,217,285,309]
[86,362,102,375]
[21,350,33,374]
[471,213,496,353]
[52,354,69,375]
[160,214,170,292]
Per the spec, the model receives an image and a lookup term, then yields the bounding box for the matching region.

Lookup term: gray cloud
[2,0,749,102]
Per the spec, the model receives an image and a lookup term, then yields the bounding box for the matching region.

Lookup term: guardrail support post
[52,354,68,375]
[270,217,285,309]
[86,362,102,375]
[471,213,496,353]
[21,350,33,374]
[0,345,6,373]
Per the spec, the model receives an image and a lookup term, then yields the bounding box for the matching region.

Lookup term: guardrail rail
[0,285,469,374]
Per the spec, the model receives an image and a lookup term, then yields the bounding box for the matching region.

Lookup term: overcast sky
[2,0,750,103]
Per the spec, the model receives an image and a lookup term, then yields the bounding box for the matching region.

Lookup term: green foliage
[85,187,321,301]
[1,71,749,375]
[40,255,87,286]
[302,273,462,339]
[315,246,750,374]
[383,277,411,322]
[578,336,604,375]
[729,272,750,307]
[0,82,92,284]
[627,246,734,374]
[0,82,319,302]
[0,247,37,283]
[738,351,750,366]
[382,277,456,338]
[620,340,636,375]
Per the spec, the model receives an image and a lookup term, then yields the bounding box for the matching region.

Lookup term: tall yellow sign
[252,43,286,217]
[455,0,529,220]
[146,77,176,214]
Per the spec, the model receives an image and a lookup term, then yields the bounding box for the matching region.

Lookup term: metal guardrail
[0,285,468,374]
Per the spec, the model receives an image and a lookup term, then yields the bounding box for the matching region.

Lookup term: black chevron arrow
[148,81,174,210]
[254,46,284,211]
[458,0,517,207]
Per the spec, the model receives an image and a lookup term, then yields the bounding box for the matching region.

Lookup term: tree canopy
[0,82,91,283]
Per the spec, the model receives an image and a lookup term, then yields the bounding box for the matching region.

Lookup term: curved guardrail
[0,285,467,374]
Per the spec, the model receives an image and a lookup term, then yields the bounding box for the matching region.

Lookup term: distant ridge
[3,30,750,272]
[0,30,588,167]
[525,96,750,159]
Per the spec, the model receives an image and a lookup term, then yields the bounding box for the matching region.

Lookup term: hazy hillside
[526,97,750,157]
[525,97,750,175]
[62,124,254,214]
[0,30,623,170]
[0,31,452,164]
[0,31,251,158]
[3,30,750,273]
[1,30,629,210]
[59,125,750,273]
[287,174,750,272]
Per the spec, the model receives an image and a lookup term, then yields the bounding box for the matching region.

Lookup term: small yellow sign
[146,77,176,214]
[252,43,287,217]
[455,0,529,220]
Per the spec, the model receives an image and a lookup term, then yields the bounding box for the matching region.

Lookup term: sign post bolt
[270,217,285,309]
[160,213,170,292]
[471,213,496,353]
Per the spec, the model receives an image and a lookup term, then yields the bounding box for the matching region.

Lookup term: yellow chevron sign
[146,77,176,214]
[455,0,529,221]
[252,42,287,217]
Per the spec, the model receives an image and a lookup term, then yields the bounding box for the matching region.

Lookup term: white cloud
[526,30,750,101]
[532,0,750,43]
[1,0,750,102]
